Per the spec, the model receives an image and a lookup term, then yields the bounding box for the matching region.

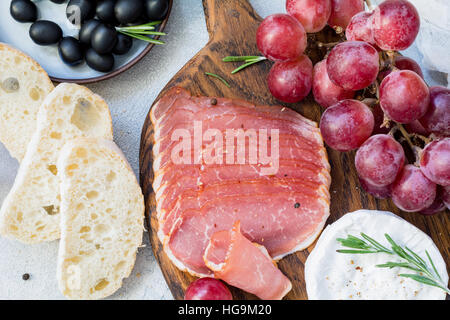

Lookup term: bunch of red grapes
[256,0,449,215]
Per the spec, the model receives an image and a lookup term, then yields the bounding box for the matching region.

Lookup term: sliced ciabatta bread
[0,83,113,243]
[56,138,144,300]
[0,43,54,161]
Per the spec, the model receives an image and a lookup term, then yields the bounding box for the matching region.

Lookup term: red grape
[256,14,307,62]
[359,177,392,199]
[420,139,450,186]
[405,120,429,136]
[327,41,380,91]
[372,0,420,51]
[184,278,233,300]
[371,103,391,135]
[420,186,446,216]
[379,56,424,81]
[355,134,405,187]
[443,186,450,209]
[391,165,437,212]
[394,56,424,79]
[328,0,364,29]
[267,55,313,103]
[286,0,332,33]
[346,11,376,45]
[320,99,374,151]
[419,86,450,136]
[379,70,430,123]
[312,59,354,108]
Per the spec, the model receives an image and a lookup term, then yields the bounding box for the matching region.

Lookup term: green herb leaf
[205,72,231,88]
[336,233,450,295]
[116,21,165,45]
[222,55,267,74]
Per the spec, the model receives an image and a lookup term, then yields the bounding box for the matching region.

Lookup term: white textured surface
[0,0,447,300]
[305,210,448,300]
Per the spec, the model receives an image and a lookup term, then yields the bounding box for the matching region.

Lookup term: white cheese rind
[305,210,448,300]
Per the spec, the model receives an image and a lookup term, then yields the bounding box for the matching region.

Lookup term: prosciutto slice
[204,222,292,300]
[150,87,331,293]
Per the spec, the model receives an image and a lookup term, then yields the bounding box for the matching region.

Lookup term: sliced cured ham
[204,222,292,300]
[150,87,331,289]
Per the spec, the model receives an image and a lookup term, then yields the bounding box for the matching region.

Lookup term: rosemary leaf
[426,250,442,281]
[222,55,267,74]
[336,249,378,254]
[399,274,442,289]
[222,55,264,62]
[376,262,422,272]
[120,31,165,45]
[205,72,231,88]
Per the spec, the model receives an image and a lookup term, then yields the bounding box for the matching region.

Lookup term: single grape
[379,70,430,123]
[443,186,450,209]
[371,103,391,135]
[379,56,424,81]
[420,139,450,186]
[256,14,307,62]
[312,59,354,108]
[419,86,450,136]
[326,41,379,91]
[328,0,364,29]
[355,134,405,187]
[346,11,375,45]
[319,99,374,151]
[184,278,233,300]
[420,186,446,216]
[394,56,424,79]
[286,0,332,33]
[359,177,392,199]
[392,165,437,212]
[267,55,313,103]
[372,0,420,51]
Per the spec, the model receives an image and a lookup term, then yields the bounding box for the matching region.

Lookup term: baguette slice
[0,83,113,243]
[57,138,144,300]
[0,43,54,160]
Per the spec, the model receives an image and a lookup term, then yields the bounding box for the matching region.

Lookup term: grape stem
[396,123,421,163]
[317,41,340,49]
[364,0,374,11]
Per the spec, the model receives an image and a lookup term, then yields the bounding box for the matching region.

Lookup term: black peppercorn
[22,273,30,280]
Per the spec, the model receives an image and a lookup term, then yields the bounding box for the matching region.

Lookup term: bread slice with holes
[56,138,144,300]
[0,83,113,244]
[0,43,54,161]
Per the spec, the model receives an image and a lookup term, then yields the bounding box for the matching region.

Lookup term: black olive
[144,0,168,21]
[91,24,118,54]
[113,33,132,55]
[29,21,63,45]
[115,0,144,24]
[79,19,101,46]
[58,37,84,65]
[50,0,67,3]
[85,48,114,72]
[66,0,96,25]
[96,0,118,24]
[10,0,38,23]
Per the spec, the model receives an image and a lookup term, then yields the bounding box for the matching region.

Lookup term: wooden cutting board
[139,0,449,300]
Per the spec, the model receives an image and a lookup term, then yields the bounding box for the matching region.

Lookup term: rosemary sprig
[222,56,267,74]
[205,72,231,88]
[116,21,166,44]
[337,233,450,294]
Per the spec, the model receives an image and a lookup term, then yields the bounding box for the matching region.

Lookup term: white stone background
[0,0,447,299]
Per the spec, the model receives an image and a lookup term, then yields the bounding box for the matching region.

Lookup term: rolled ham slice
[204,222,292,300]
